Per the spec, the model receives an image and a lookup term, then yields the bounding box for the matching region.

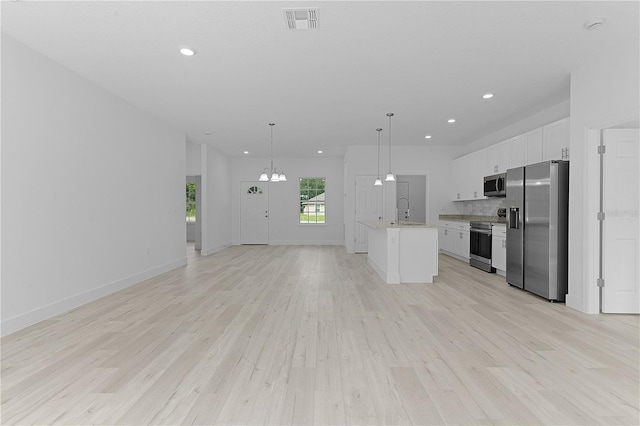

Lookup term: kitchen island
[359,220,438,284]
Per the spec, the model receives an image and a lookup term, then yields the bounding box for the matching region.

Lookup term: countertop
[439,214,506,224]
[359,220,436,229]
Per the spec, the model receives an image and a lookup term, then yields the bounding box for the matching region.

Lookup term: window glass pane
[186,182,196,222]
[299,177,325,224]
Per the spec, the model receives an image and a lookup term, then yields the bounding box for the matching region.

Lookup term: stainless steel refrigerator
[506,161,569,301]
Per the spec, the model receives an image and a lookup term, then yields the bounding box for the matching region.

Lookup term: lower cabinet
[439,221,470,261]
[491,224,507,272]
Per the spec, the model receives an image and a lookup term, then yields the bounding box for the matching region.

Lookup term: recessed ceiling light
[179,47,196,56]
[447,119,456,123]
[584,18,606,31]
[243,151,249,155]
[425,135,432,139]
[317,150,323,154]
[482,93,494,99]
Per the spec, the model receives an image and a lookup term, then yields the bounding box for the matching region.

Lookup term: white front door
[602,129,639,313]
[241,182,269,244]
[354,176,383,253]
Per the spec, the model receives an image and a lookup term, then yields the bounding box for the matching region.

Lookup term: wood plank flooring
[2,245,639,425]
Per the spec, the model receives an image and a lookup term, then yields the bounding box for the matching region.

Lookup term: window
[186,182,196,222]
[300,178,325,224]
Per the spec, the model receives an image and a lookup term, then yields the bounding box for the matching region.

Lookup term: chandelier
[258,123,286,182]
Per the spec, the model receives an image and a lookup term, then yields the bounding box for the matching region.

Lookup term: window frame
[299,177,326,225]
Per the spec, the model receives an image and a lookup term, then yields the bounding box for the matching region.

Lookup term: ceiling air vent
[283,8,318,30]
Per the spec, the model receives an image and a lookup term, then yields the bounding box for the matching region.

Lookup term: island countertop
[358,220,436,229]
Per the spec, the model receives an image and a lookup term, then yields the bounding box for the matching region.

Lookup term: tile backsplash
[463,198,508,215]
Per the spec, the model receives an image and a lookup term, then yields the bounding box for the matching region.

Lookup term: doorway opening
[396,175,428,224]
[186,176,202,254]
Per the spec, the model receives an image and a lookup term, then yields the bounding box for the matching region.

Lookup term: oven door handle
[471,229,492,235]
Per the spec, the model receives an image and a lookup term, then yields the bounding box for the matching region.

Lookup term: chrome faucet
[397,197,410,222]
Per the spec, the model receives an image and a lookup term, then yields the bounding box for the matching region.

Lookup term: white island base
[361,221,439,284]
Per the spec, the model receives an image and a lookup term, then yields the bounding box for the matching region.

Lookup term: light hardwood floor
[1,245,639,425]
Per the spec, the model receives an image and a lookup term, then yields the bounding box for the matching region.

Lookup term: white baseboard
[367,255,386,282]
[440,250,470,264]
[1,257,187,337]
[565,294,595,314]
[200,242,232,256]
[268,240,344,246]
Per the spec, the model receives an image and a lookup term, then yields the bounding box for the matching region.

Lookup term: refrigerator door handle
[509,207,520,229]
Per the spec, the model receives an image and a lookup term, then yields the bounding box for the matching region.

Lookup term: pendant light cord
[269,123,275,173]
[387,113,394,172]
[377,128,382,177]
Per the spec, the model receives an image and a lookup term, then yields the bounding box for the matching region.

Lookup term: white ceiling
[2,1,638,158]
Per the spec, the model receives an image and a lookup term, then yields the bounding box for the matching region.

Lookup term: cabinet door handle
[444,229,448,235]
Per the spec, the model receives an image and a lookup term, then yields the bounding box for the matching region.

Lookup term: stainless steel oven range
[470,221,495,273]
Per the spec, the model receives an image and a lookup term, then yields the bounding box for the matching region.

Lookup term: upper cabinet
[452,149,486,201]
[509,134,526,168]
[451,154,466,201]
[543,117,570,161]
[469,149,486,199]
[485,140,510,175]
[452,116,569,201]
[510,127,544,169]
[524,127,544,165]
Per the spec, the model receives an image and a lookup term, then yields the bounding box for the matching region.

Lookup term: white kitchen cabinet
[451,156,466,201]
[451,151,485,201]
[450,118,569,202]
[454,227,470,259]
[491,224,507,273]
[509,134,526,168]
[469,149,486,200]
[438,226,453,253]
[543,117,570,161]
[439,221,470,260]
[524,127,544,165]
[485,140,510,175]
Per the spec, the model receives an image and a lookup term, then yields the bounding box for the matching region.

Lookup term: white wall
[230,156,344,245]
[1,36,187,335]
[566,42,640,314]
[186,141,201,175]
[200,145,232,255]
[344,145,459,253]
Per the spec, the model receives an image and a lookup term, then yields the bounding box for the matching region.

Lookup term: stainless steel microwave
[484,173,506,197]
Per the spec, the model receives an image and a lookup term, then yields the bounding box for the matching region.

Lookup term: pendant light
[385,112,395,182]
[374,128,383,186]
[258,123,286,183]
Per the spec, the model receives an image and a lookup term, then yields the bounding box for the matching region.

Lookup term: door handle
[509,207,520,229]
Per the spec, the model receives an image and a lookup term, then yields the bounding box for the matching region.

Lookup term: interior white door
[241,182,269,244]
[354,176,383,253]
[602,129,639,313]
